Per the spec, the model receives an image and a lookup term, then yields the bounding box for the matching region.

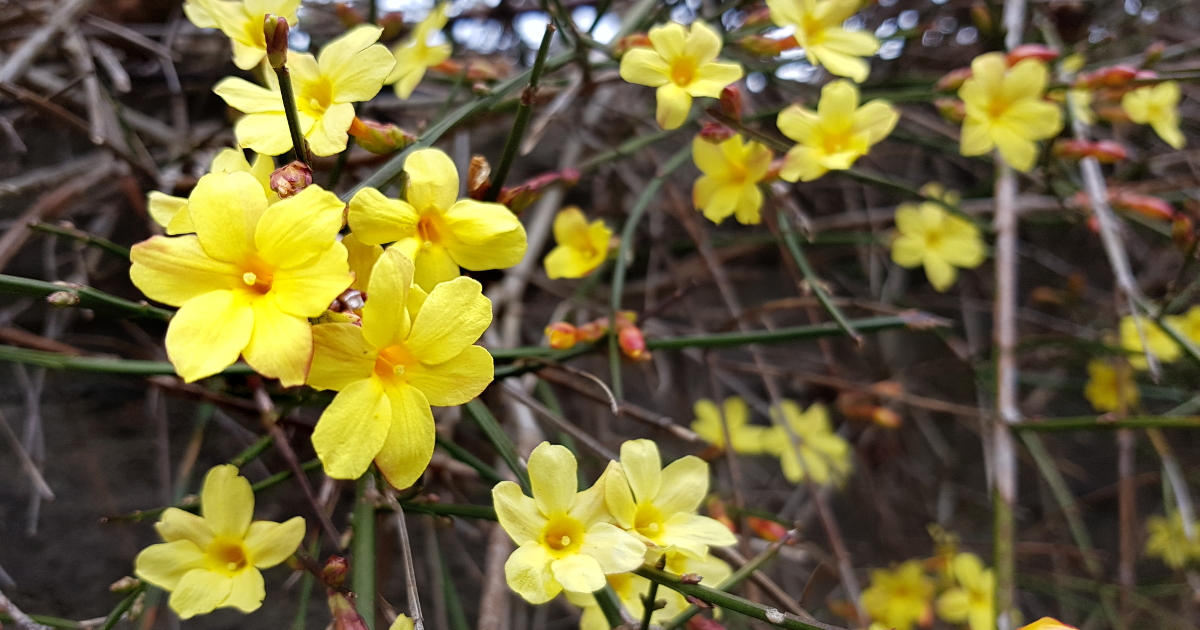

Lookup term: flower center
[923,230,944,251]
[299,77,334,116]
[417,212,445,247]
[207,537,249,574]
[375,343,418,384]
[670,58,697,87]
[541,514,585,556]
[634,502,665,539]
[238,258,274,295]
[821,130,852,155]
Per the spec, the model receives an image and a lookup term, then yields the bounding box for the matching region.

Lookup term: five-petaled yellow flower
[958,53,1063,172]
[214,26,396,157]
[148,148,275,236]
[348,148,528,291]
[1018,619,1079,630]
[619,21,744,130]
[764,0,879,83]
[862,560,935,630]
[388,4,452,99]
[1146,511,1200,569]
[185,0,300,70]
[307,248,494,489]
[604,439,737,558]
[134,465,305,619]
[692,134,773,225]
[493,442,647,603]
[691,396,768,454]
[776,80,898,182]
[130,172,351,385]
[935,552,994,630]
[1122,81,1186,149]
[566,551,730,630]
[889,199,985,292]
[544,207,612,279]
[1083,358,1139,413]
[764,401,852,486]
[1119,315,1180,370]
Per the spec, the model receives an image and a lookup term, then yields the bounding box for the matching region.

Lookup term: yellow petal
[811,46,870,83]
[777,104,818,143]
[683,21,723,65]
[1003,99,1063,141]
[659,513,737,557]
[250,152,275,197]
[306,102,357,157]
[655,84,692,130]
[343,233,383,291]
[405,149,459,213]
[528,441,578,515]
[245,517,306,567]
[619,439,662,503]
[959,119,994,157]
[550,554,605,594]
[220,568,266,613]
[690,399,725,446]
[184,0,218,28]
[314,377,391,479]
[255,184,347,269]
[130,235,240,307]
[552,207,592,249]
[654,455,708,515]
[648,22,686,60]
[213,77,282,113]
[270,242,353,318]
[156,507,214,547]
[493,481,546,545]
[732,182,764,225]
[201,464,254,538]
[544,244,603,279]
[821,27,880,56]
[604,462,637,528]
[189,171,269,264]
[134,540,205,591]
[405,345,493,406]
[230,39,267,71]
[405,276,491,364]
[165,290,253,383]
[148,191,188,231]
[579,522,647,573]
[234,112,296,156]
[890,235,925,268]
[505,542,560,604]
[619,48,670,88]
[687,61,742,98]
[309,323,376,390]
[854,100,899,144]
[319,26,389,94]
[412,244,460,292]
[375,384,436,489]
[441,200,528,270]
[170,569,233,619]
[568,469,610,526]
[363,246,415,349]
[992,126,1038,172]
[924,254,958,291]
[1001,59,1049,103]
[241,296,313,387]
[347,187,421,245]
[210,147,252,174]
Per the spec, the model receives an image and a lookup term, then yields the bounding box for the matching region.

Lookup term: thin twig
[385,491,426,630]
[0,408,53,500]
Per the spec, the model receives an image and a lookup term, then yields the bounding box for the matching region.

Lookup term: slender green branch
[229,434,274,468]
[775,210,861,344]
[28,222,130,259]
[464,399,531,493]
[594,586,627,628]
[484,24,556,202]
[399,501,497,520]
[640,555,666,630]
[435,433,504,484]
[0,344,254,376]
[663,533,790,629]
[576,126,680,173]
[273,67,310,167]
[1011,416,1200,431]
[353,475,377,630]
[646,314,943,350]
[1018,432,1103,576]
[0,274,172,320]
[96,583,147,630]
[0,614,81,630]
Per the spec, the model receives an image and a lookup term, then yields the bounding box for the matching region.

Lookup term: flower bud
[612,33,652,57]
[1172,213,1195,250]
[1089,140,1128,163]
[323,555,350,589]
[736,34,798,57]
[329,591,370,630]
[719,86,744,121]
[264,14,289,69]
[545,322,578,350]
[698,121,736,143]
[934,67,972,92]
[747,516,788,541]
[1006,44,1058,66]
[271,161,313,198]
[1052,138,1092,160]
[1143,41,1166,68]
[109,576,141,592]
[575,320,608,343]
[335,3,366,28]
[497,169,580,214]
[617,322,651,362]
[379,12,406,40]
[1079,64,1138,89]
[1112,190,1175,221]
[934,97,966,123]
[467,155,492,200]
[46,291,80,307]
[348,117,417,155]
[742,5,773,26]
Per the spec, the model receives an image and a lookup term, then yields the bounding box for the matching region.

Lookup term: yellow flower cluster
[862,550,994,630]
[958,53,1063,172]
[1117,306,1200,371]
[492,440,736,606]
[889,184,986,292]
[1122,82,1186,149]
[1146,511,1200,569]
[544,207,613,279]
[1083,358,1139,413]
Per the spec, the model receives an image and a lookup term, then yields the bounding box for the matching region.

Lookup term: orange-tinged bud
[766,157,786,182]
[1052,138,1091,160]
[870,380,903,397]
[323,555,349,588]
[1090,140,1128,163]
[686,616,728,630]
[935,97,966,123]
[705,497,736,532]
[1006,44,1058,66]
[467,155,491,200]
[329,591,369,630]
[616,310,638,326]
[1143,41,1166,68]
[617,323,651,362]
[378,12,405,40]
[698,121,736,143]
[747,516,788,541]
[1053,139,1128,163]
[1080,65,1139,89]
[871,407,902,429]
[270,161,313,198]
[545,322,578,350]
[575,320,608,342]
[719,85,744,121]
[1095,103,1131,123]
[335,3,366,28]
[348,117,416,154]
[1018,618,1079,630]
[1112,190,1175,221]
[264,14,289,69]
[1173,213,1196,250]
[1030,286,1067,306]
[498,168,580,214]
[935,67,973,91]
[736,34,798,57]
[612,33,652,57]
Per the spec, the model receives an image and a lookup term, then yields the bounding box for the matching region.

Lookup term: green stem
[292,538,321,630]
[663,534,789,629]
[0,274,172,320]
[435,434,504,484]
[484,25,557,203]
[97,583,147,630]
[0,614,82,629]
[639,556,665,630]
[0,344,255,376]
[229,434,274,468]
[1011,416,1200,431]
[594,586,627,628]
[399,501,497,520]
[273,65,310,167]
[775,210,861,344]
[646,314,938,350]
[28,222,130,259]
[1018,432,1103,577]
[353,475,377,630]
[464,399,531,493]
[576,126,680,172]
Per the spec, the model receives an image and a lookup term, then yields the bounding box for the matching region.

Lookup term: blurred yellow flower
[1018,618,1079,630]
[1166,305,1200,344]
[692,134,773,225]
[544,207,612,279]
[1122,81,1185,149]
[567,550,730,630]
[1146,511,1200,569]
[764,401,852,486]
[619,21,743,130]
[388,4,452,99]
[214,26,396,156]
[935,552,994,630]
[148,148,274,236]
[958,53,1063,172]
[307,248,493,489]
[1083,358,1138,413]
[1119,315,1180,370]
[764,0,879,82]
[185,0,300,70]
[493,442,647,603]
[862,560,935,630]
[130,173,350,385]
[348,148,528,291]
[134,465,305,618]
[889,200,985,292]
[389,615,415,630]
[604,439,737,558]
[776,80,898,182]
[1069,88,1095,125]
[691,396,768,454]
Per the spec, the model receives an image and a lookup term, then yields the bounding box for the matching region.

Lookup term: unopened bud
[1006,44,1058,66]
[348,117,416,155]
[935,67,972,91]
[330,288,366,312]
[612,33,652,57]
[109,576,141,592]
[575,320,608,343]
[335,3,366,28]
[1079,64,1138,89]
[329,591,370,630]
[264,14,289,69]
[870,380,904,397]
[935,97,966,123]
[747,516,789,541]
[970,1,995,36]
[498,169,580,214]
[379,12,406,40]
[1053,138,1091,160]
[698,121,736,143]
[680,573,704,584]
[1173,214,1196,250]
[719,86,744,121]
[271,161,313,198]
[1143,41,1166,68]
[545,322,578,350]
[467,155,492,200]
[617,322,651,362]
[322,555,350,589]
[736,34,798,57]
[1112,190,1175,221]
[1089,140,1128,163]
[47,291,80,307]
[871,407,903,429]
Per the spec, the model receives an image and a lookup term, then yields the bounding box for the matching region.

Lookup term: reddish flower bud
[747,516,788,541]
[1173,213,1196,250]
[935,67,973,92]
[698,121,736,143]
[1006,44,1058,66]
[545,322,578,350]
[264,14,289,69]
[378,12,406,40]
[467,155,491,200]
[719,85,744,121]
[1143,41,1167,68]
[612,33,652,57]
[1079,65,1138,89]
[335,3,366,28]
[575,320,608,343]
[617,323,651,362]
[686,616,727,630]
[736,34,798,57]
[322,556,350,589]
[348,117,416,155]
[329,591,370,630]
[270,161,313,198]
[871,407,903,429]
[869,380,904,397]
[934,97,966,123]
[497,169,580,214]
[1089,140,1128,163]
[1112,190,1175,221]
[1052,138,1091,160]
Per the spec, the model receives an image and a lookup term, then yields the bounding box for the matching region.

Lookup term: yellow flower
[213,26,396,157]
[186,0,300,70]
[1119,315,1180,370]
[493,442,647,603]
[619,21,743,130]
[567,551,730,630]
[1146,512,1200,569]
[389,615,415,630]
[348,148,528,291]
[764,401,852,486]
[604,439,737,558]
[1166,305,1200,344]
[133,465,305,618]
[544,207,612,279]
[690,396,768,454]
[889,200,985,292]
[388,4,452,99]
[935,553,994,630]
[862,560,935,630]
[1083,359,1138,413]
[776,80,898,182]
[958,53,1063,172]
[343,233,383,293]
[1018,619,1079,630]
[764,0,879,82]
[1122,82,1185,149]
[130,172,351,385]
[1069,88,1095,125]
[148,148,275,236]
[692,134,773,225]
[307,248,494,489]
